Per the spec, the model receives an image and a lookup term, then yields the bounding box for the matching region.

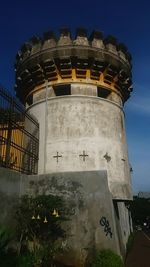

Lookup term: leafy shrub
[15,194,69,266]
[91,249,124,267]
[0,194,70,267]
[18,252,34,267]
[0,226,17,266]
[130,196,150,227]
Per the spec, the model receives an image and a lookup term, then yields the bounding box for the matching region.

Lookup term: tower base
[0,167,132,266]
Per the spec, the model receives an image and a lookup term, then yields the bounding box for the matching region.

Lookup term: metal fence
[0,86,39,174]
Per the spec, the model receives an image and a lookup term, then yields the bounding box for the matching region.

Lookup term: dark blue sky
[0,0,150,193]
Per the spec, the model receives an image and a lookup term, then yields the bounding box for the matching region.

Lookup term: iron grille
[0,86,39,174]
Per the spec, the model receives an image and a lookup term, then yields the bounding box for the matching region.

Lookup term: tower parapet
[15,28,132,105]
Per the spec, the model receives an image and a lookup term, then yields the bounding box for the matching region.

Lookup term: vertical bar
[5,96,13,167]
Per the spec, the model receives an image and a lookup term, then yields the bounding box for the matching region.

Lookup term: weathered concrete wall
[0,167,131,266]
[28,170,121,266]
[0,168,22,227]
[113,200,132,257]
[28,95,132,200]
[117,202,131,247]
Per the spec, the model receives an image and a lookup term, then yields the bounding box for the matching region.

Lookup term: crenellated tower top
[15,28,133,105]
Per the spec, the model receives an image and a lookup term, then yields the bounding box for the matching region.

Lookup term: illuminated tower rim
[15,28,133,104]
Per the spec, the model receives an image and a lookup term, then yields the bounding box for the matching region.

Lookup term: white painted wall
[28,94,132,200]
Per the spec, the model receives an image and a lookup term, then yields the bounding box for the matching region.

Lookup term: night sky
[0,0,150,193]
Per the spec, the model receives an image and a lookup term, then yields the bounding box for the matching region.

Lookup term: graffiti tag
[100,216,113,238]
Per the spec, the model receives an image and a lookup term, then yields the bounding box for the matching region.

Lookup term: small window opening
[27,94,33,105]
[97,86,111,98]
[113,201,120,220]
[90,70,100,80]
[53,84,71,96]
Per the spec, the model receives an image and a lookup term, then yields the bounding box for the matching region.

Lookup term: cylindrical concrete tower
[15,28,133,200]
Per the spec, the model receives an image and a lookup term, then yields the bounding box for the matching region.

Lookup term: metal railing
[0,86,39,174]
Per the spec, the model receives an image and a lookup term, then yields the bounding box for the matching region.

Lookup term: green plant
[15,194,69,266]
[0,226,17,267]
[18,252,34,267]
[130,197,150,228]
[91,249,124,267]
[0,226,11,252]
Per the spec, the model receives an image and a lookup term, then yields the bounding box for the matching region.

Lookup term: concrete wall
[28,170,121,266]
[28,94,132,200]
[0,167,132,266]
[0,168,23,227]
